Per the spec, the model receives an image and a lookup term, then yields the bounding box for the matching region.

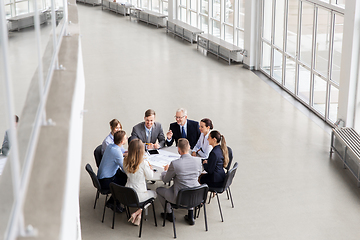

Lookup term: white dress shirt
[192,132,212,158]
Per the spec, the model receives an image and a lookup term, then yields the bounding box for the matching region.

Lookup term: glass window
[263,0,273,42]
[5,5,12,18]
[273,49,283,83]
[313,75,327,116]
[286,0,298,57]
[224,25,233,44]
[190,11,197,27]
[237,29,244,49]
[152,0,160,12]
[212,20,221,37]
[180,7,186,22]
[224,0,234,25]
[190,0,197,10]
[331,0,345,7]
[212,0,220,21]
[299,2,314,67]
[238,0,245,29]
[274,0,285,48]
[201,0,208,15]
[16,1,30,15]
[331,14,343,84]
[284,57,296,93]
[314,8,331,77]
[298,65,311,103]
[200,15,209,33]
[261,42,271,75]
[142,0,149,9]
[162,2,168,14]
[180,0,186,6]
[329,84,339,122]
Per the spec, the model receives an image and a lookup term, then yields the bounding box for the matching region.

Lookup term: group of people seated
[96,108,230,226]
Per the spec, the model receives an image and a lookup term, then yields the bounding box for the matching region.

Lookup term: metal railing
[0,0,69,239]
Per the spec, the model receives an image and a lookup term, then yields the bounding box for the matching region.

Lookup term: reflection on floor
[76,4,360,240]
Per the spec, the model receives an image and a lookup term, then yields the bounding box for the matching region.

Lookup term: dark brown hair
[145,109,156,118]
[201,118,213,130]
[109,119,122,131]
[209,130,229,168]
[114,130,126,145]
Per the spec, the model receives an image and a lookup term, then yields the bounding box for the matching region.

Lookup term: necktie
[181,126,186,138]
[147,129,151,143]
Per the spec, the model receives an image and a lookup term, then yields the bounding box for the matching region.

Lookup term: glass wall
[260,0,344,125]
[176,0,245,48]
[5,0,64,18]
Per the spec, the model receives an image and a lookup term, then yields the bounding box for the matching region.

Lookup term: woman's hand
[202,160,208,164]
[191,151,197,157]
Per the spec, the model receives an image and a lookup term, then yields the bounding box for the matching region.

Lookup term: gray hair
[176,108,187,116]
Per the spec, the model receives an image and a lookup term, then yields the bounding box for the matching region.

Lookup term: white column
[337,1,360,129]
[243,0,259,70]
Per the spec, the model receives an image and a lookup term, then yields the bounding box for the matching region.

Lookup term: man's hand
[153,143,160,149]
[166,130,173,140]
[191,151,197,157]
[163,164,169,171]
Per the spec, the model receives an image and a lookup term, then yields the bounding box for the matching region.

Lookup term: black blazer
[166,119,200,149]
[203,145,226,184]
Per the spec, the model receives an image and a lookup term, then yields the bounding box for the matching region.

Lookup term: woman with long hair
[200,130,229,188]
[124,139,157,225]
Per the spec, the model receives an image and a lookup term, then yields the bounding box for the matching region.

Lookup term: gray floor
[76,4,360,240]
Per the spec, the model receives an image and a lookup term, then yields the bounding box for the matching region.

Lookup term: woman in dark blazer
[200,130,229,188]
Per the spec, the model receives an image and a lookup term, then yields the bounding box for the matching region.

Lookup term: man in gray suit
[156,138,203,225]
[129,109,165,149]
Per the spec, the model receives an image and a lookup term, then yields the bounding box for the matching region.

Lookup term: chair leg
[126,206,130,219]
[94,190,100,209]
[139,207,145,238]
[172,209,176,238]
[208,192,213,204]
[203,202,208,231]
[152,201,157,226]
[216,193,224,222]
[163,201,168,227]
[228,187,234,208]
[112,202,116,229]
[102,194,109,223]
[226,188,229,200]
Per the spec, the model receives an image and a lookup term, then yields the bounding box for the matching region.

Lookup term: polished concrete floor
[77,3,360,240]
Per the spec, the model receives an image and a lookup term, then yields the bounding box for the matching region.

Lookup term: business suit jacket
[160,153,202,204]
[201,145,226,187]
[128,121,166,147]
[166,119,200,149]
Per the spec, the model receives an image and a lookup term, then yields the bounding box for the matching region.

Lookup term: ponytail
[220,135,229,168]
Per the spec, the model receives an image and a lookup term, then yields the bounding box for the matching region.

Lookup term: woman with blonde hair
[124,139,157,225]
[200,130,229,188]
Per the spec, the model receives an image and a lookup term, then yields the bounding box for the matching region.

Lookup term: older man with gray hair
[166,108,200,149]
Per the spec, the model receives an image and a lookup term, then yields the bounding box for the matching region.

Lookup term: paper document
[146,149,180,168]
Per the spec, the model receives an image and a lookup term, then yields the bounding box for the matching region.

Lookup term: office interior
[1,0,360,239]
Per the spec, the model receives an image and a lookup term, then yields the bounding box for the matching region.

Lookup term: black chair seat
[108,183,157,238]
[163,184,209,238]
[208,162,238,222]
[85,163,110,223]
[94,144,103,167]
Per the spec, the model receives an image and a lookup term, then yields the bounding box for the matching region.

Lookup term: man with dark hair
[97,130,128,212]
[1,115,19,156]
[166,108,200,149]
[156,138,203,225]
[128,109,166,149]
